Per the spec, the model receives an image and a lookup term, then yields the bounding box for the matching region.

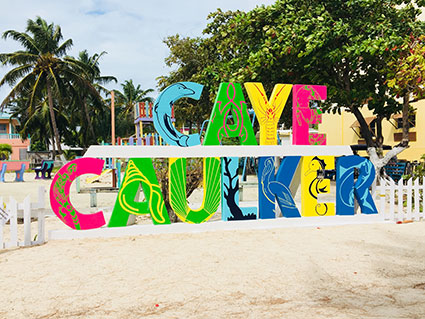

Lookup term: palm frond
[56,38,73,56]
[0,64,33,86]
[0,72,36,110]
[95,75,118,85]
[2,30,40,53]
[0,51,38,66]
[28,71,44,114]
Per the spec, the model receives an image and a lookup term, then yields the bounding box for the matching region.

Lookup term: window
[396,114,416,129]
[0,124,7,134]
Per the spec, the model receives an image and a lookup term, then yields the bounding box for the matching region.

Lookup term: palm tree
[66,50,116,145]
[9,93,70,154]
[0,17,101,155]
[115,79,154,118]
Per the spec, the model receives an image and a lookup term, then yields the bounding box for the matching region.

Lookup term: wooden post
[111,90,115,146]
[111,91,117,187]
[9,198,17,247]
[0,196,3,249]
[37,207,45,244]
[90,189,97,208]
[23,196,31,246]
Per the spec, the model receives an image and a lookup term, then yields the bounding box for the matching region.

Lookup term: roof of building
[0,112,19,124]
[0,111,12,120]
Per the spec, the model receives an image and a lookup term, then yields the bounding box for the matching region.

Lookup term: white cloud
[0,0,275,100]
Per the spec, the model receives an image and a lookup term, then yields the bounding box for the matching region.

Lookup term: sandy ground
[0,172,425,318]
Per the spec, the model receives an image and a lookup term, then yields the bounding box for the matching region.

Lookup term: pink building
[0,112,30,160]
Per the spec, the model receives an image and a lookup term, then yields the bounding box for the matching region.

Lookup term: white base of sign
[49,214,387,241]
[84,145,353,158]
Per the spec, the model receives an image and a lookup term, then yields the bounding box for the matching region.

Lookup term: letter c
[50,158,106,230]
[153,82,203,147]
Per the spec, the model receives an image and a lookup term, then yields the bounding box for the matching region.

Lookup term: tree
[199,0,425,175]
[8,94,68,153]
[384,35,425,166]
[66,50,117,147]
[157,35,214,132]
[115,79,154,116]
[0,17,102,155]
[114,79,154,138]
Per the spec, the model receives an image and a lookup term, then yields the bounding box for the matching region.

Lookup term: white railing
[0,133,21,139]
[377,178,424,222]
[0,187,46,249]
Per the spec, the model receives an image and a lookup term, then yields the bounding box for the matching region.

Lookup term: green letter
[203,82,257,146]
[169,157,221,224]
[108,158,170,227]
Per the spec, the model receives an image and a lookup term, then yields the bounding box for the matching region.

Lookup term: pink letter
[50,158,106,230]
[292,85,327,145]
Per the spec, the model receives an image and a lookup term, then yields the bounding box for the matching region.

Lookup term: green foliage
[0,17,107,154]
[387,35,425,100]
[0,143,12,160]
[115,79,154,115]
[205,1,424,128]
[30,140,47,152]
[157,35,216,130]
[63,150,77,160]
[9,92,68,151]
[63,50,117,148]
[385,34,425,147]
[114,79,154,138]
[404,154,425,183]
[159,1,425,152]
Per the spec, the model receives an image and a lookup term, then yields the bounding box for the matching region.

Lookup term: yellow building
[318,99,425,161]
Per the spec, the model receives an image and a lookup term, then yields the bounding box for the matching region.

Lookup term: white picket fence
[0,187,46,249]
[377,178,424,222]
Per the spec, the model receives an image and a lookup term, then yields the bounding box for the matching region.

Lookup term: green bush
[403,154,425,183]
[0,144,12,160]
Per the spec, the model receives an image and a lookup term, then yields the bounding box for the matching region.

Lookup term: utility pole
[111,90,115,146]
[111,90,117,187]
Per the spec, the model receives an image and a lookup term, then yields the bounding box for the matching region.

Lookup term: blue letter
[153,82,203,147]
[336,156,377,215]
[258,156,301,218]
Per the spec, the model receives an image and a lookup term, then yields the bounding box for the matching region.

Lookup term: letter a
[203,82,257,146]
[109,158,170,227]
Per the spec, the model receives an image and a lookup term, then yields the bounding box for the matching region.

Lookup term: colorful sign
[108,158,170,227]
[50,158,106,230]
[50,82,378,230]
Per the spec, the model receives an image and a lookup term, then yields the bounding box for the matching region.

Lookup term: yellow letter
[300,156,335,217]
[245,83,292,145]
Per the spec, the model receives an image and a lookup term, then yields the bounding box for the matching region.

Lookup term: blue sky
[0,0,276,100]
